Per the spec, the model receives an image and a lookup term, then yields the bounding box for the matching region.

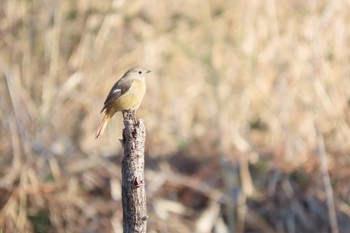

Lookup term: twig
[120,110,147,233]
[316,131,339,233]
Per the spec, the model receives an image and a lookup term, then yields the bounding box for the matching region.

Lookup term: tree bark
[121,110,147,233]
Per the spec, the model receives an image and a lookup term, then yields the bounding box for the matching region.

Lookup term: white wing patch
[112,88,121,94]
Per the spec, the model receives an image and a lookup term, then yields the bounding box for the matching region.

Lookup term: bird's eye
[138,71,142,74]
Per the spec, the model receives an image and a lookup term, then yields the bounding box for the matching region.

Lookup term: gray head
[125,67,151,79]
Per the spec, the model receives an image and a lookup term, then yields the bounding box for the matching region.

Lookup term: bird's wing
[100,79,133,113]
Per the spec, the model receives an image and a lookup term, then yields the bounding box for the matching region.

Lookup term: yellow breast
[109,79,146,113]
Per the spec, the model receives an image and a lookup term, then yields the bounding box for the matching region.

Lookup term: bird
[96,67,151,138]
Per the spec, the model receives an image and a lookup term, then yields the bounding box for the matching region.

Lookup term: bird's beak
[146,70,151,74]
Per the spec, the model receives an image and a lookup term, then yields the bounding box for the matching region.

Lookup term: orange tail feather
[96,115,110,138]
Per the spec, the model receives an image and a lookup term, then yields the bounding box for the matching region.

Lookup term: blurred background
[1,0,350,232]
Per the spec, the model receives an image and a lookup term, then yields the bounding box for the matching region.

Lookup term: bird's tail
[96,115,111,138]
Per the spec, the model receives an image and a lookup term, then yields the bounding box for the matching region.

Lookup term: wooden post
[120,110,147,233]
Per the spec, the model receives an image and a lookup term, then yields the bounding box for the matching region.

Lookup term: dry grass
[1,0,350,232]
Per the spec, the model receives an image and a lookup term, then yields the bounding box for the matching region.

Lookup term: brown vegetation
[1,0,350,232]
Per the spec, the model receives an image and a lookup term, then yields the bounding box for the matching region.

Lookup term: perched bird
[96,67,151,138]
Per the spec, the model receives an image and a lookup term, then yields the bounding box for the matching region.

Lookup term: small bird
[96,67,151,138]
